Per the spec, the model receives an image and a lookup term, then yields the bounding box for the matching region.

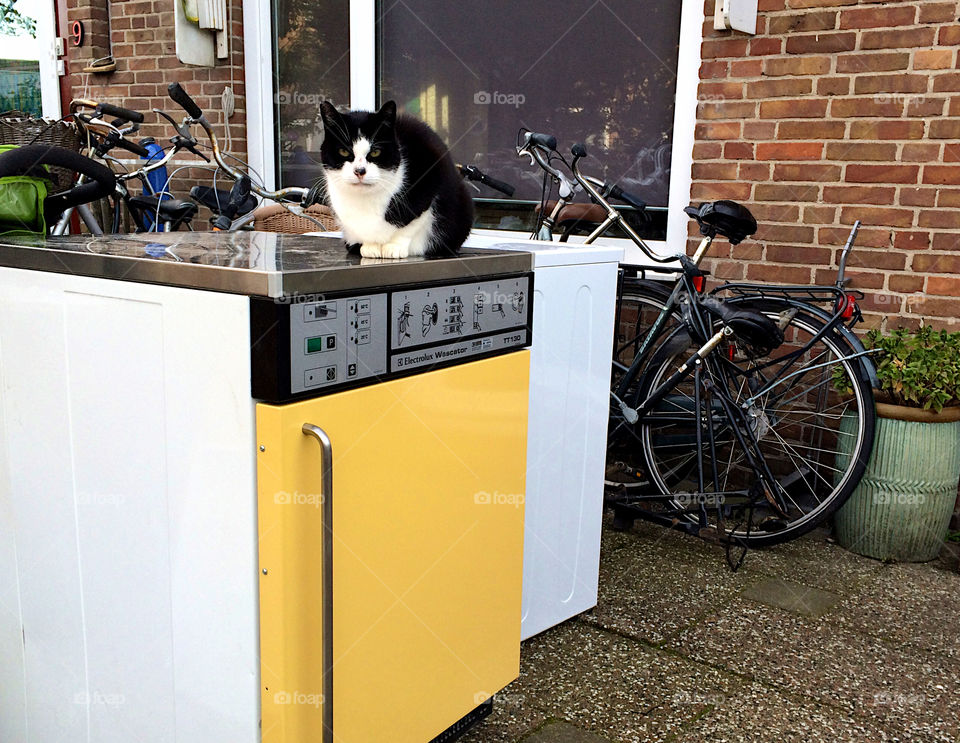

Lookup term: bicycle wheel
[634,301,875,546]
[607,279,681,486]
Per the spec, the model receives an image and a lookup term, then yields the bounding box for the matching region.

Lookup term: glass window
[378,0,682,211]
[0,59,41,115]
[272,0,350,188]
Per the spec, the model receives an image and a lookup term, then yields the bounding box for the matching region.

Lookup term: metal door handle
[302,423,334,741]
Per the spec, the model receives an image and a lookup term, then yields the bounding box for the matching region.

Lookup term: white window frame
[3,0,61,117]
[245,0,703,257]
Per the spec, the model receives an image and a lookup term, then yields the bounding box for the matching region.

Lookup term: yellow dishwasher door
[256,351,530,743]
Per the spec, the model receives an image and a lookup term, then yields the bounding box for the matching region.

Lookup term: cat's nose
[354,166,366,179]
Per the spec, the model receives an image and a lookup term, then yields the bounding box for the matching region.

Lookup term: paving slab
[742,577,842,617]
[522,721,613,743]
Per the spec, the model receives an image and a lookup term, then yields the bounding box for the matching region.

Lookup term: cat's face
[319,101,402,191]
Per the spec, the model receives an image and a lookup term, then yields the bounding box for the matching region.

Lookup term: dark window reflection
[379,0,682,206]
[273,0,350,189]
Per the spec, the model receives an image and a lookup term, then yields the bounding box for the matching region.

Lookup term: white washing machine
[465,234,622,640]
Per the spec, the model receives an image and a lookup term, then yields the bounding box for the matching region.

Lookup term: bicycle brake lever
[154,108,192,139]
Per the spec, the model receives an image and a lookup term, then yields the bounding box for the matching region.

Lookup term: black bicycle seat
[128,195,199,222]
[700,296,783,357]
[685,200,757,245]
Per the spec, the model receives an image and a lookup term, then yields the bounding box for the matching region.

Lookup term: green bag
[0,144,52,236]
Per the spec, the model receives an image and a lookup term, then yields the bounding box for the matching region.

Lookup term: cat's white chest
[327,180,396,243]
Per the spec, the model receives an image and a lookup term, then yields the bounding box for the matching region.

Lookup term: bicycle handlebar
[458,164,515,197]
[527,132,557,151]
[0,144,117,221]
[166,83,307,205]
[98,102,144,124]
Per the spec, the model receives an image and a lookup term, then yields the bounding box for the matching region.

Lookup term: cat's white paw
[360,243,383,258]
[381,239,410,260]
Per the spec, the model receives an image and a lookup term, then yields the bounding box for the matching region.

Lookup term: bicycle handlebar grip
[608,184,647,211]
[478,172,515,197]
[97,102,144,124]
[571,142,588,159]
[116,136,151,158]
[167,82,203,119]
[528,132,557,151]
[0,144,116,220]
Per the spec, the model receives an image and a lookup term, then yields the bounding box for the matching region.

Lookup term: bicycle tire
[634,300,875,546]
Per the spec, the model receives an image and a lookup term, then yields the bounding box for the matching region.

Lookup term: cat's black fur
[319,101,473,258]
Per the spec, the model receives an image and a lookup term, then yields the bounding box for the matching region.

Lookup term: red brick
[767,245,831,264]
[739,162,772,181]
[698,100,758,119]
[939,25,960,45]
[825,142,898,161]
[803,205,837,224]
[699,81,745,100]
[853,74,929,95]
[695,121,742,140]
[926,277,960,297]
[787,0,856,7]
[764,56,831,76]
[746,78,813,98]
[899,186,938,206]
[694,142,723,159]
[840,5,916,29]
[749,203,801,222]
[836,53,910,73]
[918,211,960,229]
[755,141,824,160]
[929,119,960,139]
[914,252,960,272]
[743,120,778,140]
[820,227,890,249]
[723,142,754,159]
[755,224,817,243]
[760,99,829,118]
[923,166,960,185]
[938,189,960,206]
[846,164,920,184]
[750,38,783,56]
[914,49,954,70]
[692,162,738,180]
[754,183,822,202]
[920,2,957,23]
[831,98,904,118]
[893,231,930,251]
[702,38,750,58]
[889,275,925,293]
[823,185,896,204]
[905,97,945,117]
[843,248,909,270]
[861,28,936,50]
[700,60,729,79]
[943,144,960,163]
[786,32,857,54]
[850,120,925,139]
[774,163,842,181]
[817,76,850,95]
[778,120,847,139]
[840,205,913,227]
[731,59,764,78]
[690,182,753,201]
[933,74,960,93]
[767,11,837,34]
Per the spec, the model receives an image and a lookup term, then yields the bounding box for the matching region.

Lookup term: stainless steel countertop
[0,232,533,297]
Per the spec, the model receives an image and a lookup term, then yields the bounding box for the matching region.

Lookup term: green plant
[834,326,960,412]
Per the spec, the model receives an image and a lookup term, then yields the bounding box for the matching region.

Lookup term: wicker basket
[252,203,339,234]
[0,113,83,193]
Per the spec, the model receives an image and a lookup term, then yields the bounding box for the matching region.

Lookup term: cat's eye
[369,148,381,158]
[338,147,350,157]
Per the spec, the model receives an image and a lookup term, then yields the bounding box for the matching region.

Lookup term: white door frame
[244,0,703,256]
[4,0,61,117]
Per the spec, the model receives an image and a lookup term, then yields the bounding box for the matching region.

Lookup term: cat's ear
[376,100,397,127]
[320,101,342,128]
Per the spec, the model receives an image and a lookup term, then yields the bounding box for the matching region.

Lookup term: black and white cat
[318,100,473,259]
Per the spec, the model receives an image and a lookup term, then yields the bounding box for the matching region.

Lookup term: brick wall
[64,0,247,217]
[691,0,960,331]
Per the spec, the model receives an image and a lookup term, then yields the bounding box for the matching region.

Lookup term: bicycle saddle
[128,195,199,222]
[684,200,757,245]
[537,200,608,225]
[700,296,783,357]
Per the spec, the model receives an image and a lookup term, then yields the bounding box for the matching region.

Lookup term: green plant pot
[835,404,960,562]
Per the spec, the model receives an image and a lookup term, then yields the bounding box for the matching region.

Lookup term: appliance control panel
[251,273,532,402]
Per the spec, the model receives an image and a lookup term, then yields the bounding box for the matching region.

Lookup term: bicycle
[518,133,878,557]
